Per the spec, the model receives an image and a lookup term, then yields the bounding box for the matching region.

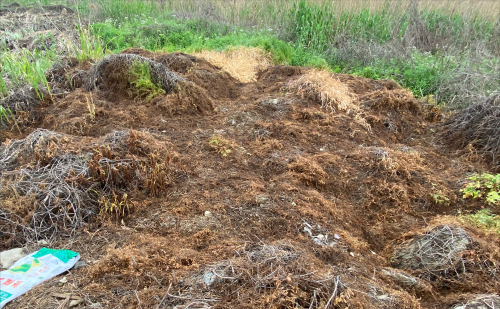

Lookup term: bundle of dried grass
[85,54,185,93]
[157,81,215,115]
[440,94,500,166]
[289,69,356,113]
[194,47,272,83]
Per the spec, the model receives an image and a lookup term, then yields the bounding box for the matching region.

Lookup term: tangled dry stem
[440,94,500,166]
[392,225,471,275]
[2,153,96,242]
[169,243,342,308]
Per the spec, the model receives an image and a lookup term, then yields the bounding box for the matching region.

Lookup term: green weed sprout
[128,60,165,102]
[209,134,234,157]
[460,209,500,237]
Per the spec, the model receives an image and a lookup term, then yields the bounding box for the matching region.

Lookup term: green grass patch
[0,49,53,99]
[460,209,500,237]
[1,0,498,108]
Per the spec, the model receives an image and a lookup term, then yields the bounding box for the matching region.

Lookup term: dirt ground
[1,10,499,308]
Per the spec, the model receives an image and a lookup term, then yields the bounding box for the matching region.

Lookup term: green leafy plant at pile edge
[461,173,500,206]
[127,60,165,102]
[459,209,500,237]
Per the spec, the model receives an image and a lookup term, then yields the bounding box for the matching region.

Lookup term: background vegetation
[1,0,499,108]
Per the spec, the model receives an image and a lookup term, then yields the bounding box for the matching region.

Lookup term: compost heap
[1,45,499,309]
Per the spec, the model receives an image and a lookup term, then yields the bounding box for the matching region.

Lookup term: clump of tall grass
[75,27,105,62]
[0,106,13,125]
[128,60,166,102]
[0,49,52,99]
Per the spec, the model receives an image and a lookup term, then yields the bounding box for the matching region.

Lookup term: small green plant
[459,209,500,236]
[209,134,234,157]
[462,173,500,205]
[99,192,130,220]
[0,74,8,98]
[432,193,450,206]
[127,60,165,102]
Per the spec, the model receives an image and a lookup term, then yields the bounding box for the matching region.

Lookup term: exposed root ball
[167,242,346,309]
[1,153,96,242]
[0,87,39,112]
[85,54,185,93]
[0,129,62,170]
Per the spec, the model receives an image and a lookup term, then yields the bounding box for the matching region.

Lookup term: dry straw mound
[194,47,272,83]
[289,69,356,113]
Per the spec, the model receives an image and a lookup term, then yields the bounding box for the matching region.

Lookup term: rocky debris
[302,221,339,246]
[72,261,87,270]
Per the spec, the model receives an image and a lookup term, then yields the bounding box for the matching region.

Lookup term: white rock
[203,271,217,286]
[0,248,28,269]
[303,227,312,236]
[204,211,212,217]
[73,261,87,270]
